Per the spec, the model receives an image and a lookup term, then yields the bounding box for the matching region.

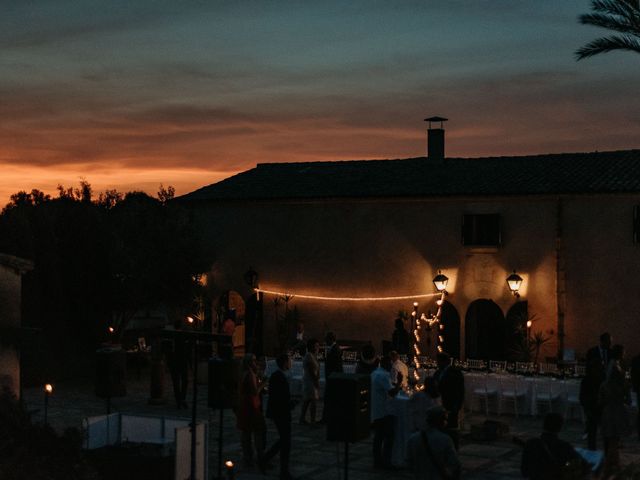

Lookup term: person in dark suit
[166,320,190,409]
[324,331,343,378]
[262,353,296,480]
[579,357,605,450]
[321,331,343,422]
[391,317,410,356]
[432,352,464,450]
[586,332,612,371]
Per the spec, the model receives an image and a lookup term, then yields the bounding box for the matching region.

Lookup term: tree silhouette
[576,0,640,60]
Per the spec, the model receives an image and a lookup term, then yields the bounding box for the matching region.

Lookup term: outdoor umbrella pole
[190,340,198,480]
[218,407,224,480]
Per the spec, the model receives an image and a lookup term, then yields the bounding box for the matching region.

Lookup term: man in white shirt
[371,355,402,469]
[389,350,409,389]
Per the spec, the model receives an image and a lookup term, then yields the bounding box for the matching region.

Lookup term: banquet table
[388,371,582,466]
[463,372,581,417]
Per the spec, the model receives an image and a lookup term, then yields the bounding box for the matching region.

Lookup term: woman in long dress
[600,344,631,477]
[300,338,320,424]
[236,353,266,466]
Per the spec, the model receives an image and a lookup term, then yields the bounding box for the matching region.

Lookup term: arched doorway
[465,299,506,360]
[505,301,528,361]
[440,301,461,359]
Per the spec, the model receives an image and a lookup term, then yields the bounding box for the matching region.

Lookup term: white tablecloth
[464,372,581,416]
[387,372,582,466]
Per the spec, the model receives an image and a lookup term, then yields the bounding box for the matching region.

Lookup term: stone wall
[0,261,24,396]
[190,193,640,359]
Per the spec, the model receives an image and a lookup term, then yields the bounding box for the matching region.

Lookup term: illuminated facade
[182,149,640,360]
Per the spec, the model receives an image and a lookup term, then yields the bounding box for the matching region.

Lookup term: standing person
[406,406,461,480]
[600,344,632,478]
[521,413,585,479]
[293,322,305,349]
[237,354,266,467]
[389,350,409,389]
[579,357,604,450]
[299,338,320,425]
[166,320,189,409]
[370,355,402,469]
[262,353,297,480]
[432,352,464,450]
[586,332,612,371]
[324,331,343,378]
[391,317,410,356]
[408,379,441,433]
[631,352,640,440]
[356,343,379,375]
[321,331,343,422]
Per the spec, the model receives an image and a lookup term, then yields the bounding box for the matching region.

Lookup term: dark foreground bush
[0,388,96,480]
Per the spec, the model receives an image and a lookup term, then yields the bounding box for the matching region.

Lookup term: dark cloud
[1,1,206,49]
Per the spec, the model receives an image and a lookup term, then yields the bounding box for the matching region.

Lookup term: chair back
[539,362,559,375]
[515,362,534,374]
[468,358,486,370]
[489,360,507,373]
[343,351,357,363]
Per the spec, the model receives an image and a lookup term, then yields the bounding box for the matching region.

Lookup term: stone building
[0,253,33,398]
[181,124,640,361]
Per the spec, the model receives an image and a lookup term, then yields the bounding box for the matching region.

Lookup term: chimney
[424,116,448,160]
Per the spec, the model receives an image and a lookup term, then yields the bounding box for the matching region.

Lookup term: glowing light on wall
[254,288,440,302]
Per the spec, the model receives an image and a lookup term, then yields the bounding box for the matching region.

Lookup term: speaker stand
[216,407,225,480]
[190,341,199,480]
[344,441,349,480]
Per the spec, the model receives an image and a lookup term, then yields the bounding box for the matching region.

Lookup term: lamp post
[432,271,449,355]
[44,383,53,426]
[526,320,532,359]
[507,271,523,298]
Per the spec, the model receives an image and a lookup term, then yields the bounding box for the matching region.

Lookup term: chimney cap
[424,116,448,129]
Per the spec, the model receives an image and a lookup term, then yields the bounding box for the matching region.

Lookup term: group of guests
[234,329,640,479]
[578,332,639,477]
[370,349,464,479]
[233,331,344,480]
[233,331,467,479]
[521,332,640,479]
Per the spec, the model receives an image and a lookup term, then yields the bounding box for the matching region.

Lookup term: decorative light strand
[254,288,440,302]
[412,289,447,389]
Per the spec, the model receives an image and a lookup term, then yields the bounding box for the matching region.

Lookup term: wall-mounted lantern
[506,270,523,298]
[432,270,449,292]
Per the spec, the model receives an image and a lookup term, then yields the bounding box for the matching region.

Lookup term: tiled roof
[181,149,640,201]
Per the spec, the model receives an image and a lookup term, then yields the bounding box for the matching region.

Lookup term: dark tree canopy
[0,182,210,380]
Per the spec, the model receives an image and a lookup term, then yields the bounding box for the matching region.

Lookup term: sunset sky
[2,1,640,206]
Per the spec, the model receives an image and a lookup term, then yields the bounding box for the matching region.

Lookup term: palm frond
[579,12,640,35]
[576,34,640,59]
[592,0,639,18]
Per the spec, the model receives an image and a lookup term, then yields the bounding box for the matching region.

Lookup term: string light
[254,288,440,302]
[412,289,447,390]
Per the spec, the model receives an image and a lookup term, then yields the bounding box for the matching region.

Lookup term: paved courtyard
[23,368,640,479]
